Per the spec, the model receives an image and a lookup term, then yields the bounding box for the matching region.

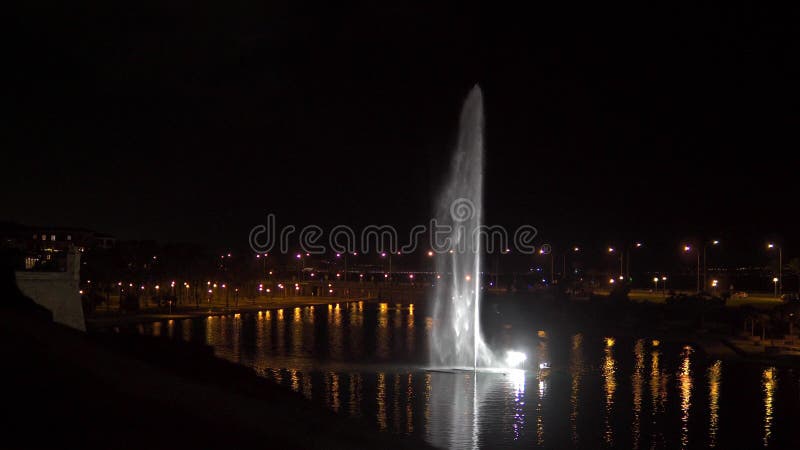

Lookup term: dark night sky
[5,2,799,260]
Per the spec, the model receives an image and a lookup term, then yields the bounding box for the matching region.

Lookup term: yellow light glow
[708,360,721,448]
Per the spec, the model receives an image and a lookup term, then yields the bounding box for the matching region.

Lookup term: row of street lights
[257,240,786,294]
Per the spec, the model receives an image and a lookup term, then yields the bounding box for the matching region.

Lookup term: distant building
[0,222,115,271]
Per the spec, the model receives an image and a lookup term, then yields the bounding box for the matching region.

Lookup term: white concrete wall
[15,250,86,331]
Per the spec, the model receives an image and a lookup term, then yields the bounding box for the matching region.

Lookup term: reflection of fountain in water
[425,370,525,449]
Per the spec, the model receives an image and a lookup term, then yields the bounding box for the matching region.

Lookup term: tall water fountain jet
[430,85,495,369]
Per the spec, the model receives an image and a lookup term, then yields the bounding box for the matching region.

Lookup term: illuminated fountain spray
[430,85,496,370]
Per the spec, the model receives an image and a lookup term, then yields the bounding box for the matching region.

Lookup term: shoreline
[4,306,434,449]
[86,295,390,328]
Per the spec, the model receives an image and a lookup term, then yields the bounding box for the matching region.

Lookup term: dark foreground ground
[1,305,432,449]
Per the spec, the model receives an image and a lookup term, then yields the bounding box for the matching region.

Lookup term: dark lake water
[127,301,800,449]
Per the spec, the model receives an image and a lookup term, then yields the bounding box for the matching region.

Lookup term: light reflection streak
[536,339,548,445]
[349,301,363,358]
[292,307,303,356]
[303,306,315,352]
[602,337,617,447]
[329,302,343,359]
[393,373,402,433]
[349,373,362,417]
[276,309,285,354]
[261,310,272,352]
[330,372,341,413]
[377,303,390,359]
[569,333,583,446]
[678,346,693,450]
[504,369,526,441]
[535,377,544,445]
[181,318,192,342]
[406,305,415,353]
[232,317,246,366]
[762,367,776,447]
[707,360,721,448]
[424,372,432,438]
[406,373,414,434]
[393,305,403,355]
[205,316,214,346]
[472,373,478,450]
[377,372,387,431]
[230,314,243,363]
[650,346,667,448]
[632,339,644,450]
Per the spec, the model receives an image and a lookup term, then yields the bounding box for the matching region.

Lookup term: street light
[626,242,644,282]
[381,251,392,283]
[608,246,623,281]
[704,240,720,293]
[562,246,580,281]
[256,253,268,276]
[767,243,782,296]
[494,248,511,290]
[773,277,779,298]
[539,247,554,284]
[295,253,305,281]
[661,276,668,296]
[653,276,659,292]
[683,244,701,293]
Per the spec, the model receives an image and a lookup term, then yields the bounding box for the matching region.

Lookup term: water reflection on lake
[142,302,799,449]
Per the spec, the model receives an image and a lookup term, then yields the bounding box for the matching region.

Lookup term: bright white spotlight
[505,351,527,368]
